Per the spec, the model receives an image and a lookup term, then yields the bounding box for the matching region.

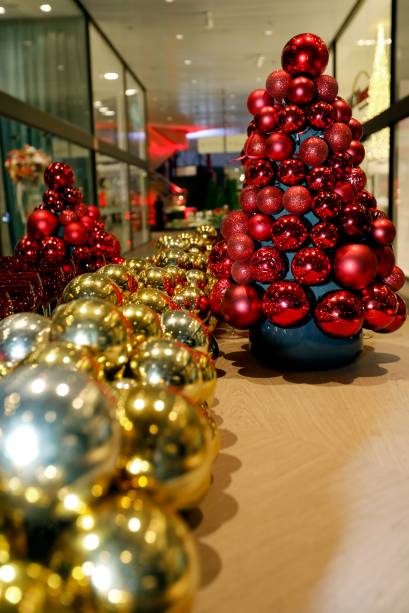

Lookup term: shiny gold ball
[123,258,147,276]
[160,310,210,355]
[206,315,219,333]
[25,341,103,380]
[191,349,217,406]
[129,338,202,404]
[177,232,193,243]
[51,298,133,374]
[127,288,176,315]
[115,384,214,509]
[156,247,188,269]
[0,314,51,377]
[156,234,188,251]
[196,224,218,239]
[110,378,140,404]
[121,304,161,348]
[97,265,137,300]
[196,402,220,460]
[0,561,66,612]
[51,492,199,611]
[185,269,207,290]
[164,265,187,287]
[186,252,207,271]
[186,235,206,253]
[61,273,122,306]
[172,286,210,320]
[137,266,175,296]
[0,365,120,518]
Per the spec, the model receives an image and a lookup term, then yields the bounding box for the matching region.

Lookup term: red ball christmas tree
[209,32,406,369]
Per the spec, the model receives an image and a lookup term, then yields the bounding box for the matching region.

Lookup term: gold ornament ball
[0,313,51,378]
[121,304,161,348]
[97,265,137,300]
[156,234,188,251]
[123,258,147,277]
[62,273,122,306]
[137,266,175,296]
[51,298,133,375]
[196,225,218,239]
[164,265,187,287]
[110,378,140,405]
[25,341,104,380]
[50,492,199,612]
[127,288,176,315]
[157,247,189,269]
[186,235,206,253]
[191,349,217,406]
[196,402,220,460]
[185,252,207,271]
[185,269,207,290]
[172,286,210,321]
[0,561,66,612]
[160,310,210,355]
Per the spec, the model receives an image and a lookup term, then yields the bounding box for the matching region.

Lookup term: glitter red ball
[299,136,329,166]
[257,186,283,214]
[240,186,259,215]
[266,69,292,99]
[324,122,353,151]
[221,211,249,239]
[282,185,312,215]
[315,74,338,102]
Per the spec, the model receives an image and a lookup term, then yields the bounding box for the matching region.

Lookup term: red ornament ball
[306,166,336,191]
[103,233,121,259]
[375,246,395,279]
[245,159,275,187]
[27,209,58,239]
[42,189,64,213]
[307,101,336,129]
[333,97,352,123]
[255,106,278,133]
[226,233,255,262]
[59,209,78,226]
[208,241,233,279]
[370,218,396,247]
[325,122,352,151]
[291,247,331,285]
[333,244,378,290]
[247,89,274,115]
[63,222,89,247]
[87,205,101,219]
[383,266,405,292]
[277,158,306,185]
[74,202,89,218]
[310,221,339,249]
[247,213,273,241]
[14,235,40,264]
[277,105,306,133]
[315,74,338,102]
[221,284,262,330]
[379,295,407,333]
[231,261,253,285]
[362,283,398,330]
[347,167,367,192]
[281,33,328,78]
[355,189,377,210]
[299,136,329,166]
[349,118,363,141]
[312,190,341,220]
[282,185,312,215]
[257,186,283,214]
[265,132,294,161]
[249,247,287,283]
[209,278,232,315]
[372,209,387,221]
[44,162,74,189]
[338,202,371,238]
[334,180,354,203]
[80,215,96,231]
[346,140,365,166]
[60,186,82,207]
[315,290,364,338]
[328,151,353,180]
[222,210,249,238]
[271,215,308,251]
[266,69,292,99]
[245,131,266,158]
[287,76,316,105]
[240,187,258,215]
[262,280,310,327]
[247,120,256,136]
[40,236,66,264]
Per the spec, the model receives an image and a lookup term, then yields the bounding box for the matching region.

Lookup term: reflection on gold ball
[185,269,207,290]
[156,234,188,251]
[160,310,210,355]
[172,287,210,320]
[121,304,161,348]
[123,258,147,276]
[110,378,140,404]
[127,288,176,315]
[62,273,122,305]
[51,492,199,611]
[0,561,66,612]
[191,349,217,405]
[0,314,51,377]
[186,235,206,253]
[164,265,186,287]
[25,341,103,380]
[138,267,175,296]
[97,264,137,300]
[186,252,207,271]
[156,247,188,269]
[196,225,218,239]
[196,402,220,460]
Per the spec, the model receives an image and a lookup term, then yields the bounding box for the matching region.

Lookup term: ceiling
[83,0,357,133]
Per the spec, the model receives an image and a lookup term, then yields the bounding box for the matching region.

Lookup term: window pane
[336,0,391,122]
[96,154,130,252]
[126,72,147,159]
[0,0,91,131]
[395,119,409,274]
[396,0,409,99]
[361,128,389,214]
[129,165,149,247]
[90,25,127,150]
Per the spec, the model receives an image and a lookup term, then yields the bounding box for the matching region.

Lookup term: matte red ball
[328,151,353,180]
[208,240,233,279]
[266,69,292,98]
[240,187,258,215]
[291,247,331,285]
[287,76,316,105]
[315,290,364,338]
[257,186,283,214]
[278,158,306,186]
[245,131,266,158]
[333,97,352,123]
[265,132,294,161]
[40,236,66,264]
[222,210,249,238]
[221,284,262,329]
[249,247,287,283]
[379,295,407,333]
[42,189,64,213]
[370,218,396,247]
[281,33,328,77]
[312,190,342,220]
[362,283,398,330]
[307,101,336,129]
[262,280,310,327]
[355,189,377,210]
[74,202,89,218]
[14,235,40,264]
[315,74,338,102]
[383,266,405,292]
[338,203,371,238]
[87,205,101,219]
[283,185,312,215]
[226,233,255,262]
[231,261,253,284]
[277,105,306,133]
[247,213,273,241]
[334,180,354,203]
[310,221,339,249]
[349,118,363,141]
[333,244,378,290]
[375,246,395,279]
[59,210,78,226]
[247,89,274,115]
[347,167,367,193]
[44,162,74,188]
[80,215,96,231]
[209,278,232,315]
[299,136,329,166]
[27,209,58,239]
[306,166,336,191]
[271,215,308,251]
[255,106,278,133]
[346,140,365,166]
[63,222,89,247]
[245,159,275,187]
[325,122,352,151]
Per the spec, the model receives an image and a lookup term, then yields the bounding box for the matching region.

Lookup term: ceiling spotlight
[256,76,262,82]
[205,11,214,29]
[191,79,197,84]
[40,4,52,12]
[176,34,184,40]
[94,101,103,107]
[0,7,6,14]
[165,0,174,3]
[99,107,109,112]
[264,29,273,36]
[104,110,115,116]
[256,54,265,69]
[104,72,119,80]
[167,116,173,121]
[125,88,137,96]
[184,59,192,66]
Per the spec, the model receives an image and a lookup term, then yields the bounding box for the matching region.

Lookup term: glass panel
[396,0,409,99]
[327,46,334,77]
[129,165,149,247]
[126,72,146,159]
[0,0,91,131]
[90,24,127,150]
[96,154,130,252]
[361,128,390,214]
[395,118,409,274]
[336,0,391,122]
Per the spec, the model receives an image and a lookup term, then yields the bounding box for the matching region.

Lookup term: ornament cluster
[209,32,406,338]
[0,224,222,611]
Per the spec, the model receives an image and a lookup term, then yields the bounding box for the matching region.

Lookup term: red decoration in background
[44,162,74,189]
[315,290,364,338]
[221,284,262,329]
[281,33,328,77]
[266,69,292,99]
[63,222,89,247]
[40,236,66,264]
[262,280,310,327]
[15,236,40,264]
[208,240,233,279]
[333,244,378,290]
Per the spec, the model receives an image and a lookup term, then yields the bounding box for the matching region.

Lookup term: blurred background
[0,0,408,270]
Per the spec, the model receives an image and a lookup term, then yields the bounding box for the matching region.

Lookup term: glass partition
[126,72,146,159]
[395,118,409,274]
[96,154,130,252]
[361,128,390,214]
[129,165,149,247]
[396,0,409,99]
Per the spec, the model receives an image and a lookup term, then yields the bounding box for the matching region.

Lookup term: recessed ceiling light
[165,0,174,3]
[104,72,119,80]
[167,116,173,121]
[176,34,183,40]
[40,4,52,12]
[0,7,6,15]
[94,101,103,108]
[265,29,273,36]
[57,65,64,71]
[256,77,262,82]
[104,110,115,116]
[125,88,137,96]
[99,107,109,112]
[191,79,197,84]
[184,59,192,66]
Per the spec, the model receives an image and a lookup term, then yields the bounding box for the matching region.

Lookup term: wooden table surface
[193,320,409,613]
